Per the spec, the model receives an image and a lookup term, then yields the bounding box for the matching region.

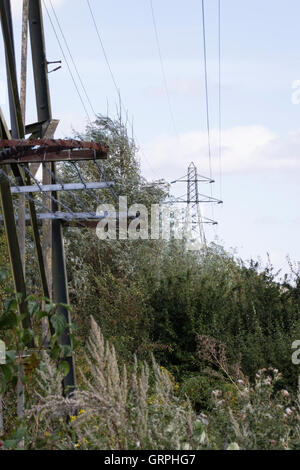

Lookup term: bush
[180,374,224,411]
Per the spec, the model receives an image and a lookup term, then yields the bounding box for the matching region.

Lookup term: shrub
[25,317,203,450]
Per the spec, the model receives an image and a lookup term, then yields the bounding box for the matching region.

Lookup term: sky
[1,0,300,276]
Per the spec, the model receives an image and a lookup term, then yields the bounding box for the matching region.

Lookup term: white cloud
[141,125,300,181]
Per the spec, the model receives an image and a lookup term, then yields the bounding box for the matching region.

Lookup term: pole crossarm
[0,138,109,162]
[0,157,117,220]
[0,211,136,222]
[0,138,109,151]
[171,176,214,184]
[0,150,107,164]
[175,197,223,204]
[10,181,115,194]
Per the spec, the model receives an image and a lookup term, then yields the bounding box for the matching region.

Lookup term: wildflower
[263,377,272,386]
[78,409,85,415]
[212,389,222,399]
[280,390,289,397]
[197,413,208,425]
[216,399,225,406]
[285,407,293,416]
[165,423,176,433]
[240,388,249,398]
[70,415,77,422]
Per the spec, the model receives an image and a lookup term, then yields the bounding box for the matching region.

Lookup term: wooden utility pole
[28,0,76,392]
[17,0,30,433]
[0,0,114,403]
[18,0,30,273]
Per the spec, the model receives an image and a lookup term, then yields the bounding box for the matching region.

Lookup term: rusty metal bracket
[0,138,109,163]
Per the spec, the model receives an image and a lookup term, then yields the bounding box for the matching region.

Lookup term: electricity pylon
[170,162,222,248]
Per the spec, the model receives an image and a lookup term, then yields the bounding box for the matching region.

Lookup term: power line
[201,0,215,221]
[42,0,92,123]
[149,0,179,139]
[48,0,96,117]
[86,0,120,97]
[201,0,213,181]
[85,0,161,180]
[218,0,223,201]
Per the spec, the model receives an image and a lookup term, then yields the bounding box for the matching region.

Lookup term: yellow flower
[78,409,85,415]
[70,415,77,422]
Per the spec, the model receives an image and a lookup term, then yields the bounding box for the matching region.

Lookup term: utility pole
[18,0,29,277]
[17,1,30,434]
[28,0,76,393]
[0,0,76,395]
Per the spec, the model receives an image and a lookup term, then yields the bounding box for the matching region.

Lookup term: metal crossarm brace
[0,149,107,164]
[10,181,115,194]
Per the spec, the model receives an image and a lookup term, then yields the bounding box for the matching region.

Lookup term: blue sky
[2,0,300,275]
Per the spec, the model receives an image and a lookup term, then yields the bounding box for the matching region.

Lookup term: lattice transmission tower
[170,162,222,248]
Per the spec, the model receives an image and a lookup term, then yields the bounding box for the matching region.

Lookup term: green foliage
[24,318,203,450]
[0,269,76,395]
[180,374,227,411]
[1,115,300,450]
[206,368,300,450]
[63,117,300,397]
[20,319,300,451]
[61,116,169,359]
[2,425,27,450]
[145,244,300,391]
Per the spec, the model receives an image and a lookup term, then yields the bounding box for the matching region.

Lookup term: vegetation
[0,115,300,450]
